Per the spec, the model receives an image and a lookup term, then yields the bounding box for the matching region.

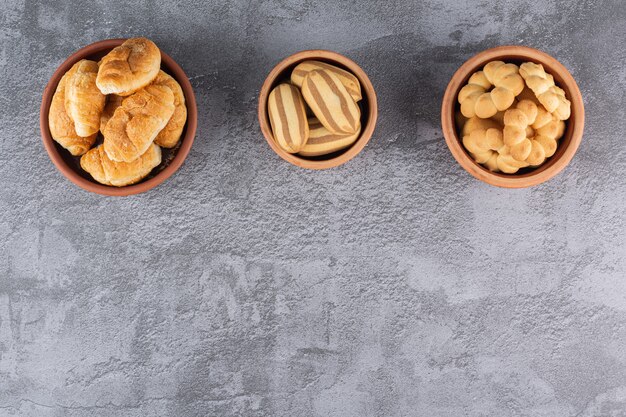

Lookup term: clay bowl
[441,45,584,188]
[40,39,198,196]
[258,50,377,169]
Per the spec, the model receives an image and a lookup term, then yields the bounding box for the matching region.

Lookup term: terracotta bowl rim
[441,45,585,188]
[258,49,378,170]
[40,38,198,196]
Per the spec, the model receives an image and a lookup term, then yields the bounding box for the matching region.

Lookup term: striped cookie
[268,83,309,153]
[291,60,362,102]
[301,69,361,135]
[298,118,361,157]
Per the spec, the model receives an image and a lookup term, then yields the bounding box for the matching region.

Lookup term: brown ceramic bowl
[40,39,198,196]
[441,45,584,188]
[258,50,377,169]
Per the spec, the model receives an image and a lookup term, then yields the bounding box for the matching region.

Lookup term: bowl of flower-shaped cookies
[441,46,584,188]
[40,38,197,196]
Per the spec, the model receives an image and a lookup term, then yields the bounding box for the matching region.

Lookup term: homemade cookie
[301,69,360,135]
[268,83,309,153]
[298,118,360,157]
[291,60,362,102]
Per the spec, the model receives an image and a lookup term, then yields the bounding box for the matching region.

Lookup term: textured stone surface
[1,1,626,416]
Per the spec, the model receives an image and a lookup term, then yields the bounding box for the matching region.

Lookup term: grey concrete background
[1,0,626,416]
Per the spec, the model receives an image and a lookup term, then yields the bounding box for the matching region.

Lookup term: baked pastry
[525,105,566,166]
[462,128,503,171]
[64,60,106,137]
[458,62,524,119]
[96,38,161,96]
[301,69,360,135]
[291,60,362,102]
[151,71,187,148]
[80,143,161,187]
[102,85,175,162]
[268,83,310,153]
[298,118,360,157]
[99,94,124,133]
[48,72,97,156]
[503,100,538,162]
[461,115,501,137]
[519,62,571,120]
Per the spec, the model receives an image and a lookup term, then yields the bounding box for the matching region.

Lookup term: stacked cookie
[48,38,187,186]
[267,61,363,157]
[456,61,571,174]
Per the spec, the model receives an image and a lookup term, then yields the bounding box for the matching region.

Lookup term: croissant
[64,60,106,137]
[80,143,162,187]
[458,61,524,119]
[151,71,187,148]
[96,38,161,96]
[102,85,175,162]
[48,71,96,156]
[99,94,124,134]
[519,62,571,120]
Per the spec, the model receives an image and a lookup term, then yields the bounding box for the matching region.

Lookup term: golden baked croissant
[48,71,97,156]
[64,60,106,137]
[151,71,187,148]
[458,61,524,119]
[100,94,123,134]
[80,143,162,187]
[96,38,161,96]
[519,62,571,120]
[102,85,175,162]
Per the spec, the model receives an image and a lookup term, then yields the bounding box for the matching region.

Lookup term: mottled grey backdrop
[1,0,626,416]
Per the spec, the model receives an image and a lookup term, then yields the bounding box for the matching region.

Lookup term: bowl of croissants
[40,37,197,196]
[441,45,584,188]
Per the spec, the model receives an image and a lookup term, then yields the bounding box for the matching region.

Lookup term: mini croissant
[96,37,161,96]
[458,61,524,119]
[100,94,124,134]
[64,60,106,137]
[48,72,97,156]
[102,85,175,162]
[80,143,162,187]
[151,71,187,148]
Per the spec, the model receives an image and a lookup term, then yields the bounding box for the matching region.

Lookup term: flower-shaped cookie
[458,61,524,119]
[519,62,571,120]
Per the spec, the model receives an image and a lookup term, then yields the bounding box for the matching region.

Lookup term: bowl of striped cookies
[441,45,584,188]
[258,50,378,169]
[40,38,197,196]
